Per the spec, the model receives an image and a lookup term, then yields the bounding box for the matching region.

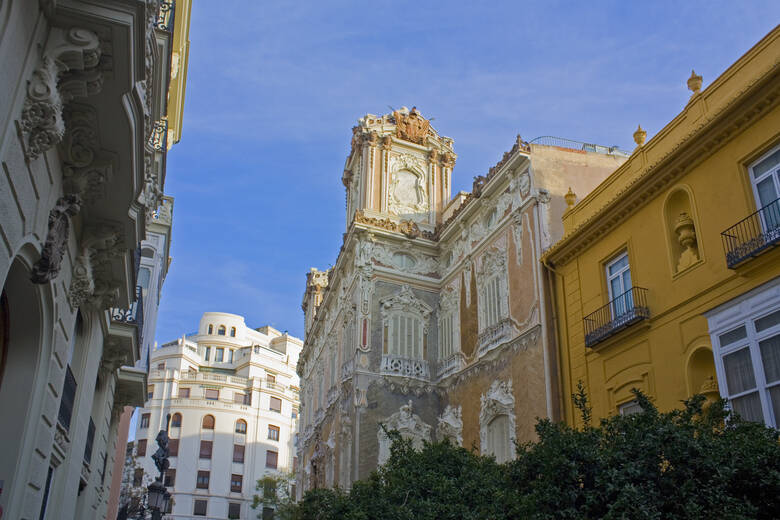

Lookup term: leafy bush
[288,388,780,519]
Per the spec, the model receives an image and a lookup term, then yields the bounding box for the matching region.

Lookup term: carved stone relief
[31,195,82,284]
[379,285,432,330]
[68,224,124,309]
[377,400,432,465]
[62,106,112,203]
[436,405,463,445]
[20,27,102,161]
[388,153,429,220]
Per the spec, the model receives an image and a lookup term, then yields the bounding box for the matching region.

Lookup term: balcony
[583,287,650,348]
[721,198,780,268]
[477,317,515,357]
[380,354,430,379]
[109,285,144,349]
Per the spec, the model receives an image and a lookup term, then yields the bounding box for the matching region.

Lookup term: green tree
[290,388,780,519]
[252,473,298,520]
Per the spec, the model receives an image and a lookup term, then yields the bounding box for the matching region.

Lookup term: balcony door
[750,146,780,232]
[607,253,632,318]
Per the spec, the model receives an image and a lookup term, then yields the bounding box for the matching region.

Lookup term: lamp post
[148,414,171,520]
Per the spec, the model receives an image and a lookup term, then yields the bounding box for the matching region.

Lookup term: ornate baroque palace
[0,1,190,519]
[297,106,628,490]
[132,313,302,519]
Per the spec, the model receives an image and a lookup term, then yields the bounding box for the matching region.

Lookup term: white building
[134,312,302,520]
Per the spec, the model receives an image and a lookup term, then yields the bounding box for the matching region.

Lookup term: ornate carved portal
[479,379,516,463]
[377,401,432,465]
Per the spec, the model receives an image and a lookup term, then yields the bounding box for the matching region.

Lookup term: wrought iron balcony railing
[583,287,650,347]
[110,285,145,348]
[156,0,176,32]
[721,197,780,268]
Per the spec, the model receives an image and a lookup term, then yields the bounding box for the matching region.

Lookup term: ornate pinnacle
[633,125,647,147]
[687,69,703,95]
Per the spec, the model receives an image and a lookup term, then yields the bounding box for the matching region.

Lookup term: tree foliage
[290,389,780,519]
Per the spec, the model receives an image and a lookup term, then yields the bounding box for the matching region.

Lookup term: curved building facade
[133,312,301,519]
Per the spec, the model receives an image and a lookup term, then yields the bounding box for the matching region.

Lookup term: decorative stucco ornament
[479,379,516,455]
[377,400,432,464]
[31,195,82,284]
[687,69,703,96]
[633,125,647,148]
[20,27,102,161]
[437,405,463,445]
[674,212,700,270]
[393,107,430,145]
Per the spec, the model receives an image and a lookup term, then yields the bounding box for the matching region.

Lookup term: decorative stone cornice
[19,26,102,161]
[544,69,780,267]
[354,209,436,240]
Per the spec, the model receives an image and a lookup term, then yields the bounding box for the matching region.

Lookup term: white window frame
[749,144,780,234]
[749,144,780,211]
[606,252,632,317]
[439,310,455,360]
[706,278,780,428]
[387,311,424,359]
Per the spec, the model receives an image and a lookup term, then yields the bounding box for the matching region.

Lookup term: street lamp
[146,479,166,511]
[148,414,171,520]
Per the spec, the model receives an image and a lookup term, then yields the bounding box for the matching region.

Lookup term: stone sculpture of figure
[31,195,82,284]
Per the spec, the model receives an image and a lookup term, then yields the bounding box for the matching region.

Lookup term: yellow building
[542,26,780,427]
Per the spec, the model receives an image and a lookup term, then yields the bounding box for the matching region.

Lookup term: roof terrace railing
[583,287,650,348]
[529,136,631,157]
[721,197,780,269]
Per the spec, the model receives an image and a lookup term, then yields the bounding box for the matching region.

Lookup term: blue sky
[155,2,779,344]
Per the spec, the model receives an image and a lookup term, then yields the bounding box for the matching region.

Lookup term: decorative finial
[633,125,647,147]
[687,69,703,95]
[565,187,577,209]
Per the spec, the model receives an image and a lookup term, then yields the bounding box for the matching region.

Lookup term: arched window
[218,325,226,336]
[171,413,182,428]
[208,324,213,335]
[202,414,215,430]
[230,327,236,337]
[235,419,247,434]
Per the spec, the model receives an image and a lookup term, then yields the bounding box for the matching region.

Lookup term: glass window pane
[756,177,779,208]
[731,391,764,423]
[608,255,628,276]
[768,385,780,427]
[719,326,747,348]
[610,277,623,300]
[723,347,757,395]
[759,334,780,384]
[752,149,780,179]
[756,310,780,333]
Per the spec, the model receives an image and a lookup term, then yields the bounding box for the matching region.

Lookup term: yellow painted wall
[544,26,780,426]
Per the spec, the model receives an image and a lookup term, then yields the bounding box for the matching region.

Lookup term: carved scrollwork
[437,405,463,445]
[31,195,82,284]
[20,27,102,161]
[68,224,124,309]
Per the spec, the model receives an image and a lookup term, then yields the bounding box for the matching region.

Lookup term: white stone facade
[0,1,183,519]
[134,312,302,520]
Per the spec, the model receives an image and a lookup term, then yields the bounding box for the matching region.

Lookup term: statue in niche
[674,212,699,271]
